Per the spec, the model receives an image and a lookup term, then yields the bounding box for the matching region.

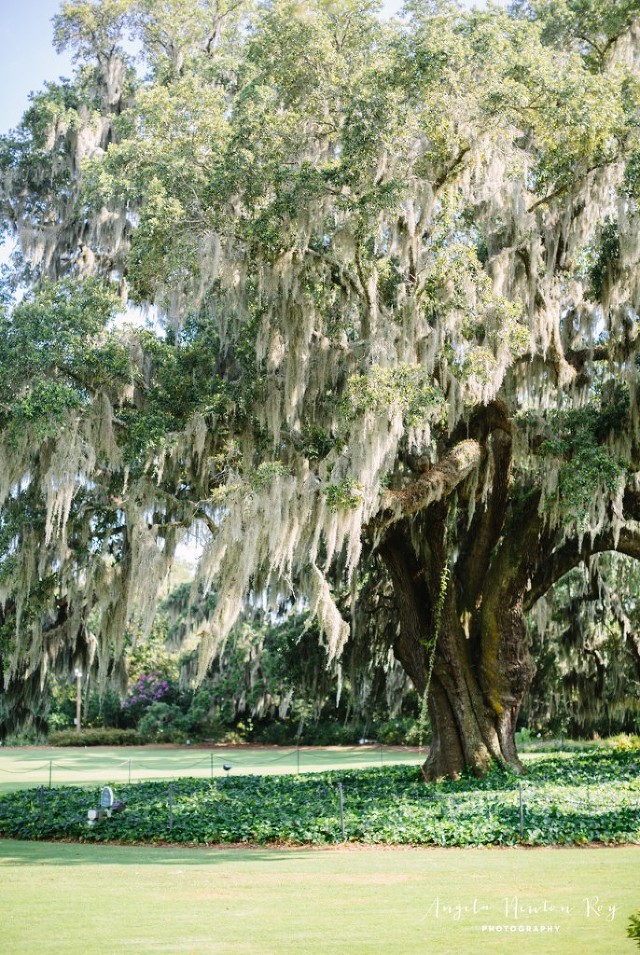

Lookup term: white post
[75,669,82,734]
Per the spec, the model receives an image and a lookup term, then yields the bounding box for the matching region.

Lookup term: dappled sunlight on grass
[0,839,637,955]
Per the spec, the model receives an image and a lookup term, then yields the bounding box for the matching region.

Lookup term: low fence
[0,745,420,789]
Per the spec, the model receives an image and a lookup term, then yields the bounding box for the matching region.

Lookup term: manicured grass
[0,744,421,793]
[0,839,637,954]
[2,751,639,847]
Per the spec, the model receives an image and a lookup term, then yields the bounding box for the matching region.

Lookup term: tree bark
[375,411,539,779]
[379,521,534,779]
[373,392,640,781]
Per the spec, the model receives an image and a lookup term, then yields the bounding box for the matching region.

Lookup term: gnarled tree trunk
[376,408,541,779]
[375,399,640,780]
[380,522,534,779]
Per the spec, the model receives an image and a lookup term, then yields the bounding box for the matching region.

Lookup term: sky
[1,0,73,134]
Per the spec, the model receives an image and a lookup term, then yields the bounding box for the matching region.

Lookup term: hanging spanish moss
[525,553,640,735]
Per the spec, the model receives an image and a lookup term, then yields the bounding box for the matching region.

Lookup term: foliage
[531,383,629,527]
[343,365,446,429]
[584,217,621,302]
[48,727,140,746]
[511,1,640,71]
[0,278,123,432]
[629,909,640,948]
[0,748,638,846]
[40,593,420,746]
[324,478,363,512]
[2,0,640,778]
[122,674,171,712]
[137,703,188,743]
[47,682,127,732]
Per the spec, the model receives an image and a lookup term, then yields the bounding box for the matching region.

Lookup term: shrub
[629,910,640,948]
[48,728,141,746]
[122,673,173,713]
[608,734,640,752]
[138,703,188,743]
[377,717,424,745]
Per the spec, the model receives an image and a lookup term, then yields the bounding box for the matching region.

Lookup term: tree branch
[433,146,471,193]
[458,427,513,608]
[371,439,482,533]
[302,247,364,301]
[526,160,616,214]
[524,523,640,611]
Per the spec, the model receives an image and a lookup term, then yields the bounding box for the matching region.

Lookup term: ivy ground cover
[0,749,638,847]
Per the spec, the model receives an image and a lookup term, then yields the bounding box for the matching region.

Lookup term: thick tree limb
[458,428,513,609]
[372,439,482,532]
[526,159,614,213]
[433,146,471,193]
[524,523,640,611]
[565,343,612,366]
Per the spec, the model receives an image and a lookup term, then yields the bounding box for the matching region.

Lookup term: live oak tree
[2,0,640,776]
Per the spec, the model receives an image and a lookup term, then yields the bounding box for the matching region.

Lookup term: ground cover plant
[1,840,638,955]
[1,749,638,848]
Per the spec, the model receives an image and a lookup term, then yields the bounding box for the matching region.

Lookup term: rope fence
[6,752,634,846]
[3,759,638,847]
[0,744,414,788]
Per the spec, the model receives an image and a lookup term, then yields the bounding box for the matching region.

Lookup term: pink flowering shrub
[122,673,170,711]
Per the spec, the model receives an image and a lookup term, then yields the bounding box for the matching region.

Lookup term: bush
[253,721,297,745]
[48,728,141,746]
[253,718,364,746]
[252,715,426,746]
[4,729,47,746]
[138,703,188,743]
[608,734,640,752]
[378,717,429,746]
[629,910,640,948]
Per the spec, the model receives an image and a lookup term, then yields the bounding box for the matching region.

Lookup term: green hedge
[1,749,638,847]
[48,728,141,747]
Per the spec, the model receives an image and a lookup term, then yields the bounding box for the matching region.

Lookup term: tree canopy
[1,0,640,774]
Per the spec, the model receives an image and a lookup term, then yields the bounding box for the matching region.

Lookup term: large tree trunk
[400,587,532,779]
[426,597,533,778]
[372,408,545,779]
[379,496,536,779]
[372,394,640,780]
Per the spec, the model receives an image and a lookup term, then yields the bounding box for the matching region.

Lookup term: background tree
[1,0,640,776]
[524,552,640,736]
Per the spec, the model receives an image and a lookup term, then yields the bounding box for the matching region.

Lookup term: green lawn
[0,839,637,954]
[0,745,422,792]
